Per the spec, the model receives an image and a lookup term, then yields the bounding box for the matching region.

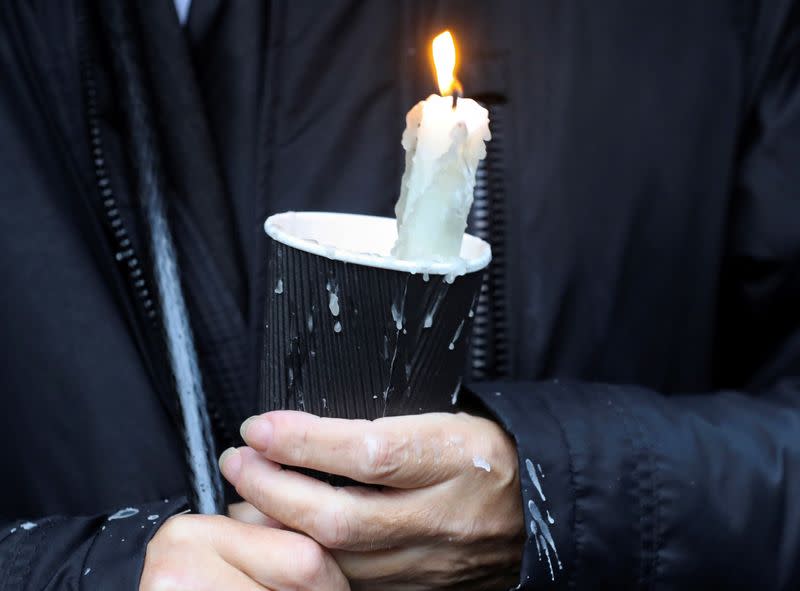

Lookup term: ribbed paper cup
[261,211,491,422]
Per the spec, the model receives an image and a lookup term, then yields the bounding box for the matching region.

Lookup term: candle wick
[450,86,463,111]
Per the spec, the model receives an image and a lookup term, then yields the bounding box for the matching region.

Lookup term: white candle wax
[392,94,491,261]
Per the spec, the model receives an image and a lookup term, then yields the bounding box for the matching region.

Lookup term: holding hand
[141,513,349,591]
[220,411,525,590]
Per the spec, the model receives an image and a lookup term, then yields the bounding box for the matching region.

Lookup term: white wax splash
[472,455,491,472]
[468,292,478,318]
[529,499,563,579]
[20,522,37,530]
[525,456,563,582]
[526,458,546,501]
[274,279,284,294]
[108,508,139,521]
[382,334,390,361]
[391,302,404,330]
[329,292,340,316]
[333,321,342,333]
[423,284,448,330]
[393,95,490,260]
[451,376,463,405]
[448,319,465,350]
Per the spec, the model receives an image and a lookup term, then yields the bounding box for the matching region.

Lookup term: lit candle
[392,31,491,261]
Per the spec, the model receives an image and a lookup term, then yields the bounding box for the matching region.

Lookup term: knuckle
[362,434,402,480]
[155,515,198,545]
[313,500,353,549]
[461,512,489,542]
[293,427,314,466]
[486,419,514,456]
[484,427,519,487]
[143,516,225,591]
[140,564,183,591]
[292,536,329,586]
[437,507,475,543]
[141,544,187,591]
[230,456,264,502]
[272,412,312,461]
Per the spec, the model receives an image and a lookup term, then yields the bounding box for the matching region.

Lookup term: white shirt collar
[174,0,191,26]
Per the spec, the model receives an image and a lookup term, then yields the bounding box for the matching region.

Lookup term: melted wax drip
[525,458,562,581]
[448,319,465,350]
[451,376,463,405]
[108,508,139,521]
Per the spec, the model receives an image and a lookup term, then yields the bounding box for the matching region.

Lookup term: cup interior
[264,211,491,275]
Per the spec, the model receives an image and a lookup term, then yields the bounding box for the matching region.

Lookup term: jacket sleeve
[0,498,187,590]
[468,377,800,590]
[469,3,800,588]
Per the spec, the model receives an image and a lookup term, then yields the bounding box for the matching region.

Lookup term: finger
[142,520,267,591]
[240,410,470,487]
[208,517,349,591]
[228,501,285,528]
[333,542,520,589]
[332,545,430,584]
[141,554,265,591]
[222,446,427,550]
[215,561,273,591]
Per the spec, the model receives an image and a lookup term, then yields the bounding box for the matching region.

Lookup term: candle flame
[432,30,462,98]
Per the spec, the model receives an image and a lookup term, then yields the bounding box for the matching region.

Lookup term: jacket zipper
[78,10,157,324]
[78,2,234,478]
[469,101,511,380]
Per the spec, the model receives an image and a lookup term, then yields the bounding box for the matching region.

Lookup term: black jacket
[1,0,799,589]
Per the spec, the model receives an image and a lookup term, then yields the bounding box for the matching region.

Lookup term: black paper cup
[260,211,491,422]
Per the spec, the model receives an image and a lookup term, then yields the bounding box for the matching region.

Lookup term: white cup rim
[264,211,492,276]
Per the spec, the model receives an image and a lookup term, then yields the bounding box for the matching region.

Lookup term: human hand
[228,501,282,527]
[220,411,525,590]
[140,513,349,590]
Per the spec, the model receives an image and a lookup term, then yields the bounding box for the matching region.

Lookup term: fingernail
[240,416,273,450]
[218,447,242,482]
[240,416,259,440]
